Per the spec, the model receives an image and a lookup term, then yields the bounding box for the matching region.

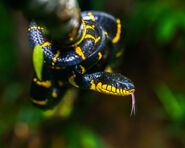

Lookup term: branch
[4,0,83,46]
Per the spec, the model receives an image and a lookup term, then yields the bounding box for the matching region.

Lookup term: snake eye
[118,78,135,91]
[124,82,135,91]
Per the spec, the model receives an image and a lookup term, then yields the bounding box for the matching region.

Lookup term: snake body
[28,11,135,114]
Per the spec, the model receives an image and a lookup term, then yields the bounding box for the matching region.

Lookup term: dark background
[0,0,185,147]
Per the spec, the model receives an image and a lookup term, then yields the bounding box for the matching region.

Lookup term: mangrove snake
[28,11,136,115]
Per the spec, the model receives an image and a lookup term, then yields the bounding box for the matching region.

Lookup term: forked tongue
[130,92,136,116]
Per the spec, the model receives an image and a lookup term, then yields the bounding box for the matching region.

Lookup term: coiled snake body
[28,11,136,114]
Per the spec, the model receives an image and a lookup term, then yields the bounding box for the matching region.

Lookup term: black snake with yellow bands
[28,11,136,115]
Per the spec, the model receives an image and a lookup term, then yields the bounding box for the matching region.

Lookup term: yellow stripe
[79,65,86,74]
[85,34,100,43]
[41,42,51,47]
[116,89,120,95]
[90,79,134,96]
[90,80,96,90]
[68,74,79,88]
[52,91,58,98]
[112,86,116,92]
[88,12,95,21]
[104,32,109,38]
[96,82,103,93]
[28,26,44,31]
[107,85,112,91]
[112,19,121,43]
[98,52,102,60]
[95,36,101,43]
[91,81,119,95]
[75,46,86,60]
[104,66,113,73]
[102,84,107,90]
[85,34,96,41]
[100,84,118,95]
[96,86,103,93]
[86,25,95,30]
[115,48,124,58]
[37,26,44,30]
[72,19,87,47]
[100,88,111,94]
[52,50,60,66]
[51,66,66,70]
[90,78,135,96]
[69,37,74,41]
[33,78,51,88]
[31,98,47,105]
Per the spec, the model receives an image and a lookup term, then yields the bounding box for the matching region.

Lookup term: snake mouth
[130,92,136,116]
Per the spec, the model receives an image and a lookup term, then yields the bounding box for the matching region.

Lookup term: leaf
[156,12,177,43]
[66,126,109,148]
[33,44,44,81]
[178,11,185,31]
[154,83,183,121]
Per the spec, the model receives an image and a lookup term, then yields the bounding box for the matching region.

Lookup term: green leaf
[154,83,183,121]
[178,11,185,31]
[66,126,109,148]
[156,12,177,43]
[33,44,44,81]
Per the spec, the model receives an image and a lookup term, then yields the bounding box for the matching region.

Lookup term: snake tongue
[130,92,136,116]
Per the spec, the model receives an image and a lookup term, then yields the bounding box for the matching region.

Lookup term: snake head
[97,72,136,115]
[110,73,135,94]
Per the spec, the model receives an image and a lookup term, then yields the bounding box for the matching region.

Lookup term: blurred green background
[0,0,185,147]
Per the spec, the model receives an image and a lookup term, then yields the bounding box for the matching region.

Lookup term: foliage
[33,44,44,81]
[128,0,185,44]
[0,1,17,84]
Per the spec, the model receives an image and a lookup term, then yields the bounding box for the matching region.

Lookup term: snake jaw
[130,92,136,116]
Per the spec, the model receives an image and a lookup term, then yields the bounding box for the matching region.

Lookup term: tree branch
[5,0,83,47]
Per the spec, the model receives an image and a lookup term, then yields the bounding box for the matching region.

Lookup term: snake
[28,11,136,115]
